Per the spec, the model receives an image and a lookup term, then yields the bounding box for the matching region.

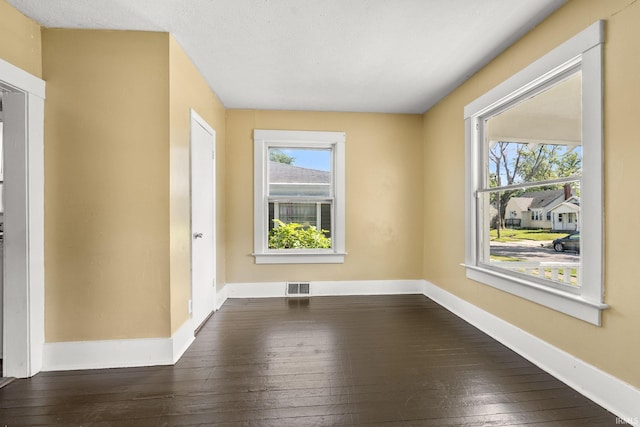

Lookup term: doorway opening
[0,58,46,379]
[0,91,5,380]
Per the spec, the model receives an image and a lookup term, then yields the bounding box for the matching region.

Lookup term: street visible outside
[490,239,579,263]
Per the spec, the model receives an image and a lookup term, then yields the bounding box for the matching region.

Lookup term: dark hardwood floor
[0,295,618,426]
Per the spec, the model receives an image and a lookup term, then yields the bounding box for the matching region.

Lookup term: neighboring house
[503,196,535,228]
[268,161,332,233]
[503,188,576,230]
[549,196,580,231]
[268,161,330,197]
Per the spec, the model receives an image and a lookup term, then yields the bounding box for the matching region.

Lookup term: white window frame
[253,129,346,264]
[463,21,606,325]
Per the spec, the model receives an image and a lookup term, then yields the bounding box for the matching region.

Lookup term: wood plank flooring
[0,295,618,426]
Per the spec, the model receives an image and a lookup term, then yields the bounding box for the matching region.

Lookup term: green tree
[269,219,331,249]
[269,149,295,165]
[489,142,581,236]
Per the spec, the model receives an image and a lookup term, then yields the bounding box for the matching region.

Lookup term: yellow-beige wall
[169,36,226,333]
[0,0,41,78]
[41,30,226,341]
[225,110,424,283]
[422,0,640,387]
[42,29,172,341]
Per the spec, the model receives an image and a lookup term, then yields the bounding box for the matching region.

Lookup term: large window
[254,130,346,264]
[464,21,606,325]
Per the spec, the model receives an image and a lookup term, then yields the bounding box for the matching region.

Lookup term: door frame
[0,58,45,378]
[189,109,216,330]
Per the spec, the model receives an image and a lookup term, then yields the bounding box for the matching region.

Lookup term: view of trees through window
[483,71,583,288]
[267,147,333,249]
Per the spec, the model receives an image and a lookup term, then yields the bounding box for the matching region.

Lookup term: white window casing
[463,21,606,325]
[253,129,346,264]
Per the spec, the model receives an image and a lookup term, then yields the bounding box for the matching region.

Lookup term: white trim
[1,58,46,378]
[189,109,217,329]
[216,283,229,310]
[225,280,425,299]
[422,280,639,426]
[253,252,347,264]
[464,265,606,325]
[42,320,195,372]
[253,129,346,264]
[171,319,196,364]
[464,21,603,118]
[0,57,46,97]
[463,21,605,325]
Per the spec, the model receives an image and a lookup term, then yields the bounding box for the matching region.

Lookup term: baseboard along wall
[40,279,639,426]
[42,318,195,372]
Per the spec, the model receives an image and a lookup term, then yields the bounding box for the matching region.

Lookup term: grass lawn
[490,255,524,262]
[490,228,568,243]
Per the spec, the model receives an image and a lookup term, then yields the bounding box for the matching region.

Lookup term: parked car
[553,232,580,253]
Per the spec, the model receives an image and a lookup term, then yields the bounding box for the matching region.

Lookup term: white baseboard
[171,318,195,364]
[422,280,640,426]
[38,278,639,426]
[225,279,424,298]
[42,319,195,372]
[216,283,229,309]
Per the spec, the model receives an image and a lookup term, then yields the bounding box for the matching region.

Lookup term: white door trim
[189,109,216,330]
[0,57,45,378]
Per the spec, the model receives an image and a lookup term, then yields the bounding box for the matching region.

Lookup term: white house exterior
[502,188,578,230]
[549,196,580,231]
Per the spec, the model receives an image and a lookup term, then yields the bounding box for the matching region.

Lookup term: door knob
[193,232,203,239]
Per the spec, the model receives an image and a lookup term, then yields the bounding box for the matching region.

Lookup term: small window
[254,130,346,264]
[464,21,606,325]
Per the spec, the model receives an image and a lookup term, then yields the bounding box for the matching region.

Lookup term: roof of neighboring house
[549,196,580,213]
[508,189,566,211]
[529,189,564,209]
[269,161,330,184]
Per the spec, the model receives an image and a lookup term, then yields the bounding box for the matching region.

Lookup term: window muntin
[464,21,606,325]
[254,130,346,264]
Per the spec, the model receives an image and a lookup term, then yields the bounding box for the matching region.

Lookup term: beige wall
[42,29,172,341]
[169,36,226,333]
[423,0,640,387]
[226,110,423,284]
[0,0,42,78]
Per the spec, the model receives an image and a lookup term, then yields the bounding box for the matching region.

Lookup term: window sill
[462,264,607,325]
[253,252,346,264]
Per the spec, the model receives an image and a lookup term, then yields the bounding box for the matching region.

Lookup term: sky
[278,148,331,172]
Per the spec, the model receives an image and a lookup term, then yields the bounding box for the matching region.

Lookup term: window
[464,21,606,325]
[254,129,346,264]
[531,209,543,221]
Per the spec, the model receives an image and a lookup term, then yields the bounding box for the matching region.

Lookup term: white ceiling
[7,0,566,114]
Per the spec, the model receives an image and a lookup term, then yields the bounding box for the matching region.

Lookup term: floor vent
[287,282,310,296]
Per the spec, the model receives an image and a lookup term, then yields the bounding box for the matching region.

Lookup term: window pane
[268,202,332,249]
[279,202,317,226]
[321,203,332,238]
[268,148,332,197]
[483,187,581,288]
[486,72,582,188]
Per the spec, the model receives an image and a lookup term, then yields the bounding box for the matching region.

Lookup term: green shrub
[268,219,331,249]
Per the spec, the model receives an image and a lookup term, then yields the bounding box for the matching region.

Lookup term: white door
[0,117,4,362]
[190,110,216,330]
